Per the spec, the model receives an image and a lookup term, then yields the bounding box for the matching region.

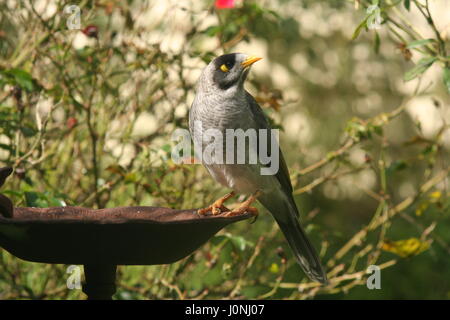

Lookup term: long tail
[259,193,328,284]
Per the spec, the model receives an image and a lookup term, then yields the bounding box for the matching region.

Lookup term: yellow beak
[241,56,262,68]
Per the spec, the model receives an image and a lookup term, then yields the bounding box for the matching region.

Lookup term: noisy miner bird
[189,53,327,284]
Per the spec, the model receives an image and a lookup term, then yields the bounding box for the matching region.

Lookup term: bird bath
[0,167,252,299]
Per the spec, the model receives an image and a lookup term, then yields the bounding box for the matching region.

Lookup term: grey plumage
[189,53,327,284]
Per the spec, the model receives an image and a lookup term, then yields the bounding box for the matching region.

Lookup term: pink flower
[215,0,235,9]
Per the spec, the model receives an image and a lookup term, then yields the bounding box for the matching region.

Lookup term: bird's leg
[224,190,262,218]
[197,191,236,216]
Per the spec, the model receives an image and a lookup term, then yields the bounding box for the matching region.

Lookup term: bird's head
[204,53,262,91]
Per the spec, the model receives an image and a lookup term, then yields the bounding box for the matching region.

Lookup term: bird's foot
[224,191,261,220]
[197,191,236,216]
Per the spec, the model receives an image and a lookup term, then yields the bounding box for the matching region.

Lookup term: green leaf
[203,26,221,37]
[46,194,67,207]
[203,266,223,286]
[241,285,270,299]
[229,235,250,252]
[386,160,408,176]
[161,144,171,153]
[24,191,66,208]
[214,233,252,252]
[373,31,380,54]
[124,172,137,183]
[25,191,46,207]
[421,144,437,156]
[0,143,13,151]
[8,68,34,92]
[415,201,429,216]
[406,39,435,49]
[352,16,369,40]
[269,263,279,273]
[443,67,450,94]
[403,57,437,81]
[267,9,281,19]
[2,190,23,198]
[382,238,430,258]
[20,126,37,137]
[403,0,410,11]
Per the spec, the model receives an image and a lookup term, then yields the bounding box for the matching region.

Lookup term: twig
[329,167,450,265]
[229,236,265,298]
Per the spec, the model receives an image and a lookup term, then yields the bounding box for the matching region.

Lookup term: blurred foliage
[0,0,449,299]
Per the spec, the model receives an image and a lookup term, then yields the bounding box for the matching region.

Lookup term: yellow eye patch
[220,64,229,72]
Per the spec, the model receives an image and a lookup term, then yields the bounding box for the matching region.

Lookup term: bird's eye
[220,64,229,72]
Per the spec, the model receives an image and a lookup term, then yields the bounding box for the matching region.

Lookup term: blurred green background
[0,0,449,299]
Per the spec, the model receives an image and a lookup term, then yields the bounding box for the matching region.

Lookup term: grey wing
[245,91,295,197]
[246,93,326,283]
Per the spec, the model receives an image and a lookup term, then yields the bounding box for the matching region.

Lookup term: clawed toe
[198,190,261,220]
[223,190,261,220]
[224,206,259,218]
[197,191,235,216]
[197,204,229,216]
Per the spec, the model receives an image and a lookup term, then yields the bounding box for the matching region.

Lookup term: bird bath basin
[0,167,252,299]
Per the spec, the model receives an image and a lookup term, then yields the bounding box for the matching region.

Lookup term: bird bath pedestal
[0,168,251,299]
